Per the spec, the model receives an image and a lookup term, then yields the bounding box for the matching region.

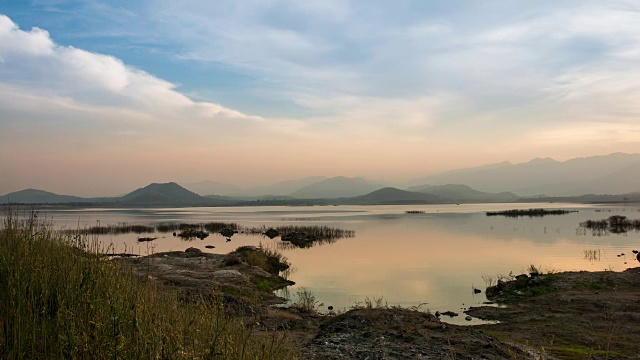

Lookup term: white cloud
[0,15,54,58]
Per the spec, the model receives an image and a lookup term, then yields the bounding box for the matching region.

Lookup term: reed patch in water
[486,209,577,217]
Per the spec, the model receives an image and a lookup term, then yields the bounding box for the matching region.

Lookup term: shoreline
[119,246,640,358]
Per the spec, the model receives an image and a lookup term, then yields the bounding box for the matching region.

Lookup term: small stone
[465,316,472,321]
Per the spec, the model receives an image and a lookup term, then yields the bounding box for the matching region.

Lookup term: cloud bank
[2,1,640,195]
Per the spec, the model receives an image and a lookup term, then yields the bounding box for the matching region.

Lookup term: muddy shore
[118,248,640,359]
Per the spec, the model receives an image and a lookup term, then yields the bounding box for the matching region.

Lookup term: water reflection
[25,203,640,326]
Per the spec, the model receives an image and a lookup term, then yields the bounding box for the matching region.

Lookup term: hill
[119,182,212,206]
[407,184,519,202]
[344,187,443,205]
[0,189,91,204]
[290,176,384,199]
[248,176,328,196]
[181,180,243,196]
[410,153,640,196]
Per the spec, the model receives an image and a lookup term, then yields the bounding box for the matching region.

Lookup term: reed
[65,222,155,235]
[579,215,640,235]
[273,225,355,240]
[486,209,577,217]
[0,211,298,359]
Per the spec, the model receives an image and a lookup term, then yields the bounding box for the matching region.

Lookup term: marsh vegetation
[64,221,355,249]
[579,215,640,235]
[0,212,298,359]
[486,208,577,217]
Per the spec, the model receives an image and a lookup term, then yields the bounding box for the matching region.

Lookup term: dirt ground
[119,249,640,359]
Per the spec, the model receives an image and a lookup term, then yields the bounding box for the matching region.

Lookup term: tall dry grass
[0,211,298,359]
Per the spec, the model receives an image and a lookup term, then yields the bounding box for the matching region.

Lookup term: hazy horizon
[2,2,640,197]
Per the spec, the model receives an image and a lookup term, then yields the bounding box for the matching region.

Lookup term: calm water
[27,203,640,325]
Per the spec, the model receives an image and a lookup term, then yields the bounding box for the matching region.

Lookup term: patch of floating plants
[62,222,355,248]
[486,208,578,217]
[579,215,640,236]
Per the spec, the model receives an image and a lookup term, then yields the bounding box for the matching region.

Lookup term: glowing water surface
[34,203,640,325]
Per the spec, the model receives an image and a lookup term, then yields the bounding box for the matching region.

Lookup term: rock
[496,280,507,290]
[212,269,244,280]
[281,232,315,248]
[205,245,215,249]
[264,228,280,239]
[530,276,545,285]
[179,229,209,240]
[185,247,202,253]
[485,286,498,298]
[465,316,472,321]
[137,237,157,242]
[441,311,458,317]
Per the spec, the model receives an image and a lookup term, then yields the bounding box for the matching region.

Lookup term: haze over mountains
[409,152,640,196]
[2,153,640,206]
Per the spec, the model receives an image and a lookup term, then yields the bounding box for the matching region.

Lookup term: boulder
[185,247,202,254]
[220,228,238,238]
[485,286,498,298]
[264,228,280,239]
[281,232,315,248]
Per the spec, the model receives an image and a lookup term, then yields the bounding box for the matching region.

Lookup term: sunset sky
[2,1,640,196]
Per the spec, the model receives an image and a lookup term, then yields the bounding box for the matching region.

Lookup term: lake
[26,203,640,325]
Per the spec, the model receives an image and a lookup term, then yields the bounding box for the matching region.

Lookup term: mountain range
[2,153,639,206]
[409,152,640,196]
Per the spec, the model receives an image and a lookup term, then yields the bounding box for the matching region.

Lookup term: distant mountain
[290,176,385,199]
[181,180,243,196]
[248,176,328,196]
[183,176,328,196]
[119,182,212,206]
[345,187,443,205]
[407,184,519,202]
[203,194,296,202]
[519,192,640,204]
[410,153,640,196]
[0,189,89,204]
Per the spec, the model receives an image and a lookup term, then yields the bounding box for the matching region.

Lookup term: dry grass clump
[0,211,298,359]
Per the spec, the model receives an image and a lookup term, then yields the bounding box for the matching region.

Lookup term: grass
[0,211,299,359]
[233,243,291,276]
[583,249,602,262]
[291,288,323,314]
[486,208,577,217]
[580,215,640,235]
[67,221,354,245]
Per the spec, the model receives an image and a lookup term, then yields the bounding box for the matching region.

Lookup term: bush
[292,288,323,313]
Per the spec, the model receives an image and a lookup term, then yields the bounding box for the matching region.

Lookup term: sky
[1,1,640,196]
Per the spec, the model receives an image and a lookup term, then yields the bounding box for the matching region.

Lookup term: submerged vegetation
[486,208,577,217]
[0,212,298,359]
[579,215,640,235]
